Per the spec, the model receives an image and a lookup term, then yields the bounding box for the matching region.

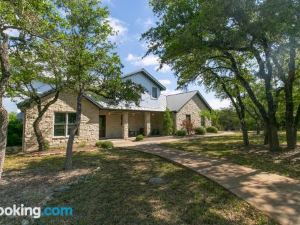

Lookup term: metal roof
[166,90,212,112]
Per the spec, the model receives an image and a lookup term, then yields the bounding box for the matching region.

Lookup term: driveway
[110,131,235,147]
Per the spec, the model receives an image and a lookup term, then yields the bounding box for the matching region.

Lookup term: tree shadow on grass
[35,149,275,225]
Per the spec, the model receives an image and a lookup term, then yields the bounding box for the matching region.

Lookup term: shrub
[43,140,50,150]
[96,141,114,149]
[163,108,174,135]
[78,141,87,148]
[195,127,206,135]
[180,119,194,135]
[135,134,144,141]
[206,126,218,133]
[175,130,187,136]
[7,113,23,147]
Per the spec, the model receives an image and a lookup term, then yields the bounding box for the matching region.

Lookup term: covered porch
[99,110,164,139]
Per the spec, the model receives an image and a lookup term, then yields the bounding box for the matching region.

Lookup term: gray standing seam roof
[166,90,212,112]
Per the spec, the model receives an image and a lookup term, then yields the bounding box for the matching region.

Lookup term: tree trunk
[256,121,261,135]
[241,120,249,146]
[0,32,11,180]
[64,89,83,170]
[264,125,269,145]
[285,37,297,149]
[0,100,8,180]
[220,82,249,146]
[267,119,280,151]
[33,116,47,151]
[33,92,60,151]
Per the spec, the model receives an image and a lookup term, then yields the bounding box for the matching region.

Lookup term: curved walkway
[126,144,300,225]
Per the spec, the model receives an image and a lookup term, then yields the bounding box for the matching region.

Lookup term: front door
[99,115,106,138]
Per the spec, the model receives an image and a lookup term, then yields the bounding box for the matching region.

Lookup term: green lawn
[163,132,300,179]
[2,149,276,225]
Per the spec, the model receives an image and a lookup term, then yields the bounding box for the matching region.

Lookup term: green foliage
[200,110,219,128]
[217,108,240,131]
[206,126,218,133]
[143,0,300,151]
[181,119,194,135]
[7,113,23,147]
[43,140,50,151]
[135,134,144,141]
[163,108,174,135]
[56,0,143,105]
[96,141,114,149]
[78,141,87,148]
[195,127,206,135]
[175,130,187,136]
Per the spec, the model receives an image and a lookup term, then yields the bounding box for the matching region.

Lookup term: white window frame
[53,112,78,138]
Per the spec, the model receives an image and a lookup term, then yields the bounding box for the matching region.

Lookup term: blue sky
[4,0,230,112]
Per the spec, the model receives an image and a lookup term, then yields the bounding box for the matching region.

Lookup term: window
[152,87,158,98]
[54,113,78,137]
[186,114,191,122]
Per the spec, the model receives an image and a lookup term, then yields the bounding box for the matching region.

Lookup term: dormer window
[152,87,158,98]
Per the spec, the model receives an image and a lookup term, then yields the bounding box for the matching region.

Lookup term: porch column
[144,112,151,136]
[122,112,128,139]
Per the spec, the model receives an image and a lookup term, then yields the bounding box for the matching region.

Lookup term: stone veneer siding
[175,95,211,131]
[22,92,99,151]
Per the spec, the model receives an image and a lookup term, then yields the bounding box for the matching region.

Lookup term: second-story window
[152,87,158,98]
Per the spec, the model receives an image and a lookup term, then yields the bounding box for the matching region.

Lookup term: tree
[7,112,22,147]
[58,0,142,170]
[217,108,240,131]
[11,41,66,151]
[163,108,174,135]
[0,0,60,179]
[200,110,219,128]
[142,0,300,151]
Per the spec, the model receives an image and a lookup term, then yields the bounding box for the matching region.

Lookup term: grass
[2,149,276,225]
[162,132,300,179]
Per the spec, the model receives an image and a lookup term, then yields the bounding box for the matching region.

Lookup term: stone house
[19,69,212,151]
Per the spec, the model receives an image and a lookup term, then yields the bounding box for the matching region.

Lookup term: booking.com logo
[0,204,73,218]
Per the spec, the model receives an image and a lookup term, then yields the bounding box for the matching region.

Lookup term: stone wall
[175,95,211,131]
[23,91,99,151]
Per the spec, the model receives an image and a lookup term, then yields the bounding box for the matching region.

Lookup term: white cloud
[144,18,155,29]
[126,53,171,73]
[136,17,155,30]
[208,99,231,110]
[102,0,114,6]
[155,64,171,73]
[159,79,171,85]
[108,17,128,42]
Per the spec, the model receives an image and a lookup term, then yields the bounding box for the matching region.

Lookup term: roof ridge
[166,90,197,97]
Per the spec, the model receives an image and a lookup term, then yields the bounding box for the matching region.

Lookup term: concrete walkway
[111,131,235,147]
[125,144,300,225]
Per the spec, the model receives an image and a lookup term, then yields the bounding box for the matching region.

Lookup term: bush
[135,134,144,141]
[175,130,187,136]
[43,140,49,150]
[206,126,218,133]
[96,141,114,149]
[78,141,87,148]
[163,108,174,135]
[7,113,23,147]
[180,119,194,135]
[195,127,206,135]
